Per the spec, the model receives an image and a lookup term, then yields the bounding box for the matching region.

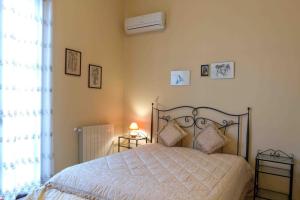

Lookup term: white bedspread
[27,143,253,200]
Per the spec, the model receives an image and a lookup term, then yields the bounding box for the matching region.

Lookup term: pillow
[195,124,228,154]
[159,121,189,147]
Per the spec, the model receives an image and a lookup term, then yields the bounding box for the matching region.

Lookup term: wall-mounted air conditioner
[125,12,166,35]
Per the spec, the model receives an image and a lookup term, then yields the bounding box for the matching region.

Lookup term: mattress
[26,143,253,200]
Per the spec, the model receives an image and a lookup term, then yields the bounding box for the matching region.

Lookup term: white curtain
[0,0,53,199]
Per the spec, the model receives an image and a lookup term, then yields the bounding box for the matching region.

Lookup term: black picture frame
[201,64,209,76]
[65,48,82,76]
[88,64,102,89]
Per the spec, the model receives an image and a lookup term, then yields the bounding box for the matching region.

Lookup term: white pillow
[195,124,228,154]
[159,121,189,147]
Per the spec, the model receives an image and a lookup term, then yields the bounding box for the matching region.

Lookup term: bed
[26,105,253,200]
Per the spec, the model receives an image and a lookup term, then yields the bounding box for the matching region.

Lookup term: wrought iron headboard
[150,103,251,161]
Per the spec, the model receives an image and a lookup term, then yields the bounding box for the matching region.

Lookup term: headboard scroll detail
[150,103,251,161]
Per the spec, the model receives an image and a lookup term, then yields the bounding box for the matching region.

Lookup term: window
[0,0,52,199]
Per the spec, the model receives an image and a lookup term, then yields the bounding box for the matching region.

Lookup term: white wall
[52,0,124,172]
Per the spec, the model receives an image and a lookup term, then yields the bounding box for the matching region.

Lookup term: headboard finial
[150,103,154,143]
[246,107,251,161]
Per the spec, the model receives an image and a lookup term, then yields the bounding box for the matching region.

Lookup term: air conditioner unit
[125,12,166,35]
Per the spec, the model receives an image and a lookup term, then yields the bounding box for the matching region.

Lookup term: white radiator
[76,124,114,162]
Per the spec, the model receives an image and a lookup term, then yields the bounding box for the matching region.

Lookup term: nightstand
[254,149,294,200]
[118,135,148,152]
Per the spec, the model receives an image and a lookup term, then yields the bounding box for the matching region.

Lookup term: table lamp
[129,122,139,138]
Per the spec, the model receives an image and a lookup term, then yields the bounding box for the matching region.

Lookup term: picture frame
[65,48,81,76]
[170,70,190,86]
[88,64,102,89]
[201,64,209,76]
[211,61,234,79]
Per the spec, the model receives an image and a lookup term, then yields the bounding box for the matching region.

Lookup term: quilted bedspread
[27,143,253,200]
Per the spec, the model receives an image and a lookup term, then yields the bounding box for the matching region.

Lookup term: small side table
[118,135,148,152]
[254,149,294,200]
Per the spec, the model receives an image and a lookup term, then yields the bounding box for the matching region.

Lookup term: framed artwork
[211,61,234,79]
[88,64,102,89]
[170,70,190,86]
[65,48,81,76]
[201,64,209,76]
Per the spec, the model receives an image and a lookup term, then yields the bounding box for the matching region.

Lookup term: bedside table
[118,135,148,152]
[254,149,294,200]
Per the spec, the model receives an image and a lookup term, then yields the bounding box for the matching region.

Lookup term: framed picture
[88,64,102,89]
[211,61,234,79]
[65,48,81,76]
[170,70,190,86]
[201,64,209,76]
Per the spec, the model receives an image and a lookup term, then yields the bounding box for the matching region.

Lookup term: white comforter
[27,143,253,200]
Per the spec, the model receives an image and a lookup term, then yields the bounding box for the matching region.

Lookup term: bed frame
[150,103,251,161]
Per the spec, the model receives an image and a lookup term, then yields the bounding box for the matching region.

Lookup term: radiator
[76,124,114,162]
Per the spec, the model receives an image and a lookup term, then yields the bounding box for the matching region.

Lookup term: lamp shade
[129,122,139,130]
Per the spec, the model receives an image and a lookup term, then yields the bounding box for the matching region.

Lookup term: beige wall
[52,0,124,172]
[51,0,300,198]
[124,0,300,198]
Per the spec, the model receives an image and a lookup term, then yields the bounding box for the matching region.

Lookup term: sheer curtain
[0,0,53,199]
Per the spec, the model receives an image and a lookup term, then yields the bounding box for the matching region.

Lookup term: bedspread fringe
[45,182,102,200]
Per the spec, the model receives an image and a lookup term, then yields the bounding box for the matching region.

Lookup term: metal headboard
[150,103,251,161]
